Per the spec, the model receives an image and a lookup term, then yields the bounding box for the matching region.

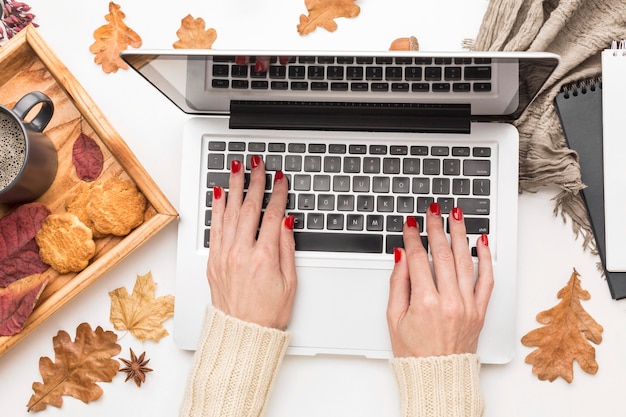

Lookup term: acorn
[389,36,419,51]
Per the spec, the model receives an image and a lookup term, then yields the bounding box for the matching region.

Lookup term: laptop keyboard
[203,137,493,256]
[209,56,493,94]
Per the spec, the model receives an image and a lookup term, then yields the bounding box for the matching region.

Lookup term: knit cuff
[390,353,485,417]
[179,305,290,417]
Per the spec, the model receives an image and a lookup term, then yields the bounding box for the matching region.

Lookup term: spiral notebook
[555,77,626,299]
[602,40,626,277]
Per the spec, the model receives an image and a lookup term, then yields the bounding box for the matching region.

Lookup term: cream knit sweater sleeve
[179,305,290,417]
[390,353,485,417]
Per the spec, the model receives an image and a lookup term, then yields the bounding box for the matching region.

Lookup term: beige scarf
[472,0,626,251]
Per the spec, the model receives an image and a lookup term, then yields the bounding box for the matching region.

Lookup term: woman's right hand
[386,203,494,357]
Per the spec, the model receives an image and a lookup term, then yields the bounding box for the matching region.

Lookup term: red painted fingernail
[394,247,402,263]
[274,170,284,183]
[251,155,261,169]
[406,216,417,228]
[429,202,441,216]
[279,56,290,65]
[255,60,267,72]
[481,234,489,247]
[451,207,463,221]
[231,160,241,173]
[235,56,248,65]
[285,215,295,230]
[213,186,222,200]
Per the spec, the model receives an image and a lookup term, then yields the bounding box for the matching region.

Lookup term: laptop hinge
[229,101,471,134]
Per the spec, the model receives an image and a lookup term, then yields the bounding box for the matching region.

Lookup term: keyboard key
[386,215,404,232]
[289,66,306,79]
[329,144,347,154]
[425,67,442,81]
[351,83,369,91]
[432,83,451,92]
[288,143,306,153]
[443,159,461,175]
[265,155,282,171]
[293,175,311,191]
[412,178,430,194]
[444,67,462,80]
[405,67,422,81]
[298,194,316,210]
[464,160,491,176]
[397,196,415,212]
[268,142,286,152]
[317,194,335,210]
[304,156,322,172]
[308,66,325,80]
[473,83,492,92]
[458,198,490,215]
[212,64,229,77]
[372,177,390,193]
[327,214,344,230]
[392,83,410,92]
[337,194,355,210]
[313,175,331,191]
[357,195,375,211]
[473,147,491,157]
[331,82,349,91]
[307,213,324,229]
[346,66,364,80]
[385,234,428,254]
[370,145,387,154]
[383,158,401,174]
[366,67,383,80]
[208,154,224,169]
[285,155,303,171]
[333,176,351,192]
[349,145,367,154]
[390,146,408,155]
[431,146,449,156]
[294,232,383,253]
[366,215,384,231]
[452,178,471,195]
[309,144,327,153]
[324,156,342,172]
[327,66,344,80]
[208,141,226,151]
[386,67,403,81]
[464,66,492,80]
[392,177,411,193]
[344,157,361,173]
[269,66,286,79]
[248,142,266,152]
[473,179,491,195]
[377,196,394,212]
[423,159,440,175]
[459,217,489,234]
[363,157,381,173]
[347,214,364,230]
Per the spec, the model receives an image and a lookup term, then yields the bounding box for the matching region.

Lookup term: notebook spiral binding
[609,39,626,55]
[559,76,602,99]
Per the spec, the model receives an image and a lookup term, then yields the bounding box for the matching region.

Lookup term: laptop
[121,50,558,364]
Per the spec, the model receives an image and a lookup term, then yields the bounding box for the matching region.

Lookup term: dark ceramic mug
[0,91,56,203]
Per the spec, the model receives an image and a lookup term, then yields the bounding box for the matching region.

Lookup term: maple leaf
[89,2,142,73]
[0,272,48,336]
[173,14,217,49]
[27,323,121,412]
[72,133,104,182]
[297,0,361,35]
[109,272,174,342]
[521,268,603,383]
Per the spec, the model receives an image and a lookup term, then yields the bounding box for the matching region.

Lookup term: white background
[1,1,624,416]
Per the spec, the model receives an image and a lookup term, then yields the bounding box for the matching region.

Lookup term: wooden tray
[0,26,178,356]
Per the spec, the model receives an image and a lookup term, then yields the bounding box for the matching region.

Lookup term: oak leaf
[521,268,603,383]
[72,133,104,182]
[0,272,48,336]
[173,14,217,49]
[298,0,360,35]
[89,2,142,73]
[27,323,121,412]
[109,272,174,342]
[0,202,50,287]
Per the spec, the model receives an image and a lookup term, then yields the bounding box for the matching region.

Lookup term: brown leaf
[0,202,50,287]
[27,323,121,412]
[521,268,603,383]
[89,2,142,73]
[0,272,48,336]
[109,272,174,342]
[297,0,361,35]
[173,14,217,49]
[72,133,104,182]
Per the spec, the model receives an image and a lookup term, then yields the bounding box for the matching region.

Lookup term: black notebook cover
[555,79,626,299]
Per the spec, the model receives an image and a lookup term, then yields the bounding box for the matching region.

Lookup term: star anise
[118,348,153,387]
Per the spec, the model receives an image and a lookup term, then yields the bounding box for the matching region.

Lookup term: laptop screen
[121,50,558,125]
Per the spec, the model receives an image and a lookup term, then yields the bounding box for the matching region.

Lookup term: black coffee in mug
[0,91,56,204]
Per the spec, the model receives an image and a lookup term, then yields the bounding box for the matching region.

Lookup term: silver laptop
[122,50,558,364]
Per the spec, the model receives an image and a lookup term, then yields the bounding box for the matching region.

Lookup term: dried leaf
[109,272,174,342]
[0,202,50,287]
[297,0,360,35]
[27,323,121,412]
[521,268,603,383]
[72,133,104,182]
[173,14,217,49]
[0,272,48,336]
[89,2,142,73]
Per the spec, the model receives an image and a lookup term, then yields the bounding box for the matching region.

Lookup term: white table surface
[2,1,625,416]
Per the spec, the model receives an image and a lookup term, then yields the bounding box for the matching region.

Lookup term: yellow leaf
[298,0,361,35]
[173,14,217,49]
[89,2,142,73]
[27,323,120,412]
[521,268,603,383]
[109,272,174,342]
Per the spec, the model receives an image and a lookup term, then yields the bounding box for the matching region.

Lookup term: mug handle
[12,91,54,132]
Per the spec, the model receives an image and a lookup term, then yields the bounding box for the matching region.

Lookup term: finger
[257,170,289,246]
[220,159,245,248]
[236,155,266,244]
[279,215,297,287]
[448,207,475,297]
[474,234,494,316]
[426,202,458,295]
[254,56,270,73]
[387,247,410,324]
[208,186,226,252]
[401,215,435,298]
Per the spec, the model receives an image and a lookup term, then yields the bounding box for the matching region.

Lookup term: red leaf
[0,203,50,287]
[0,239,48,287]
[72,133,104,182]
[0,272,48,336]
